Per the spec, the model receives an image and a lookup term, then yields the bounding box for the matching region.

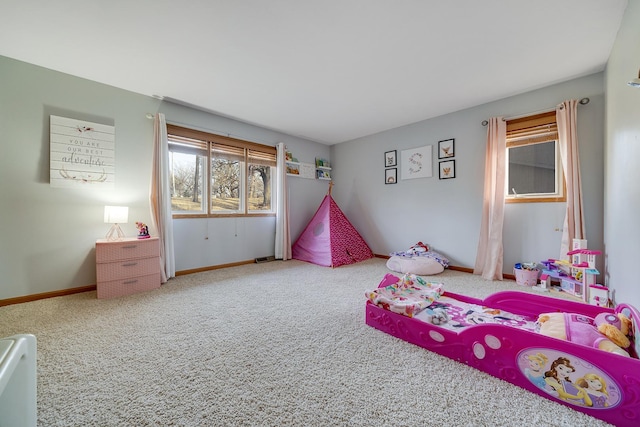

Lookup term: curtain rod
[145,112,279,148]
[481,97,590,126]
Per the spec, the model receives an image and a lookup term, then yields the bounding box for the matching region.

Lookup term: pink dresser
[95,237,161,299]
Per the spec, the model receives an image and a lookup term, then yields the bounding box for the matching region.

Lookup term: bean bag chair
[386,255,445,276]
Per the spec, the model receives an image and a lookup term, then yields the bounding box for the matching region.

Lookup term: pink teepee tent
[292,183,374,267]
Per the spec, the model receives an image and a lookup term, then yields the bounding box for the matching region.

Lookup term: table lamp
[104,205,128,240]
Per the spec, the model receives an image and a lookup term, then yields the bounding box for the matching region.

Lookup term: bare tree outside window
[170,151,205,212]
[211,159,241,211]
[167,124,276,216]
[248,164,272,211]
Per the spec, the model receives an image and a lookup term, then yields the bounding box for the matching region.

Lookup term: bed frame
[365,274,640,426]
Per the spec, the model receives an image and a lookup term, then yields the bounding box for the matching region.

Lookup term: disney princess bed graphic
[365,273,640,426]
[517,348,621,409]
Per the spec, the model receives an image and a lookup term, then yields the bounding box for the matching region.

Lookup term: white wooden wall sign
[50,115,115,188]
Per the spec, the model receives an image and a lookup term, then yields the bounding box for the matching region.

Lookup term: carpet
[0,258,612,426]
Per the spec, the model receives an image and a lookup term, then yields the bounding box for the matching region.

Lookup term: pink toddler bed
[365,273,640,426]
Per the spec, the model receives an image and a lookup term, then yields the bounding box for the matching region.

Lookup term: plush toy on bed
[406,241,429,255]
[537,311,632,357]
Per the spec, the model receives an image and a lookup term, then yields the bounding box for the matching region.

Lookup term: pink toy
[135,222,150,239]
[589,284,610,307]
[539,273,550,289]
[541,242,602,304]
[537,312,631,357]
[365,273,640,426]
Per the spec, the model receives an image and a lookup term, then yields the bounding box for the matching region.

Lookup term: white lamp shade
[104,206,129,224]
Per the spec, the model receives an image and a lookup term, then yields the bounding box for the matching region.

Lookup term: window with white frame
[505,111,565,203]
[167,124,276,217]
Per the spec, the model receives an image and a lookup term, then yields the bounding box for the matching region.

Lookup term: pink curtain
[150,113,175,282]
[275,142,291,260]
[474,117,507,280]
[556,100,585,259]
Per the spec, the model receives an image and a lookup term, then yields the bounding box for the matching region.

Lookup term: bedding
[364,273,443,318]
[389,249,450,266]
[413,295,538,332]
[386,248,450,275]
[365,273,640,426]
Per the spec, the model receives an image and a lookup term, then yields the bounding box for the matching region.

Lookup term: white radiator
[0,334,37,427]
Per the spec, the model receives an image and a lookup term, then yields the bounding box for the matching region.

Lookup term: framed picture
[401,145,433,180]
[438,138,455,159]
[385,168,397,184]
[384,150,397,167]
[439,160,455,179]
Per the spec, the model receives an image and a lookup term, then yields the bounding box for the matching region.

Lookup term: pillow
[386,255,445,276]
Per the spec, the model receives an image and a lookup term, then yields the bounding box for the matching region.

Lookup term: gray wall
[6,17,635,304]
[0,56,329,299]
[604,0,640,308]
[330,74,605,276]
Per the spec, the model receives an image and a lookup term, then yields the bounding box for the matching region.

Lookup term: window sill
[505,196,566,204]
[172,213,276,219]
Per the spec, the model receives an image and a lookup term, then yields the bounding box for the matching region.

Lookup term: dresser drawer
[96,237,159,262]
[96,257,160,281]
[97,273,161,299]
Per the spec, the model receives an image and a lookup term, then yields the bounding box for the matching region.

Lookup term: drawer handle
[122,245,137,249]
[123,279,138,285]
[122,262,138,267]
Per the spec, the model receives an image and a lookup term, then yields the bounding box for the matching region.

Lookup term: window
[505,111,565,203]
[167,124,276,217]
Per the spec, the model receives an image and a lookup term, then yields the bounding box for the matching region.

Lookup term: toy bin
[514,264,539,286]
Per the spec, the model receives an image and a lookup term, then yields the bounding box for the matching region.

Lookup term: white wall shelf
[287,161,315,179]
[315,158,331,180]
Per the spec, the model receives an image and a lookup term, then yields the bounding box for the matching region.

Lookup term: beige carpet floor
[0,258,612,426]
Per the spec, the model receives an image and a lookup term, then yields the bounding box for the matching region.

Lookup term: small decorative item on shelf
[286,163,300,175]
[317,169,331,180]
[315,158,330,168]
[135,222,150,239]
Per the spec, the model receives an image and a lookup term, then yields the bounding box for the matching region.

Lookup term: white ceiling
[0,1,628,145]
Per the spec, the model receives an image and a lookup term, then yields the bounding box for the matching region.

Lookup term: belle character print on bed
[516,348,622,409]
